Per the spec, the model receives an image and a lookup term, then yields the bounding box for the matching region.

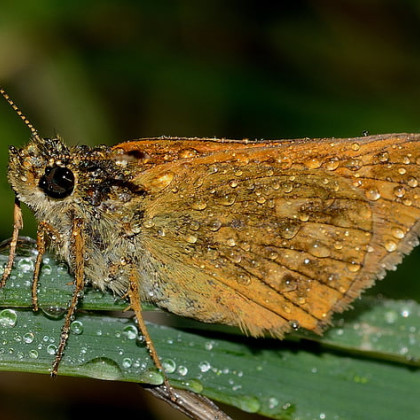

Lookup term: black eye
[39,166,75,198]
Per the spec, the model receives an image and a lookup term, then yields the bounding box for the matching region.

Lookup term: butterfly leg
[127,268,177,402]
[51,217,85,376]
[32,221,61,311]
[0,199,23,287]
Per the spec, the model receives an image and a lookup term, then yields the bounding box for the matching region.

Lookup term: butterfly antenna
[0,88,40,139]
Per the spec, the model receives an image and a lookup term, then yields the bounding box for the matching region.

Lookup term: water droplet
[208,219,222,232]
[229,251,242,263]
[299,213,310,222]
[268,397,279,409]
[385,240,397,252]
[398,167,407,175]
[177,365,188,376]
[392,227,405,239]
[122,357,132,369]
[41,306,66,320]
[57,263,69,273]
[347,261,361,272]
[16,258,34,273]
[162,358,177,374]
[283,183,293,193]
[178,148,198,159]
[131,222,141,234]
[0,309,18,327]
[217,193,236,206]
[407,176,418,188]
[70,320,84,335]
[393,185,406,198]
[191,201,207,210]
[229,180,239,188]
[29,349,38,359]
[193,177,204,188]
[189,221,200,231]
[183,378,204,393]
[351,142,360,151]
[139,369,164,385]
[305,158,321,169]
[83,357,122,380]
[324,158,339,171]
[47,344,57,355]
[338,285,347,294]
[143,219,155,228]
[403,198,413,206]
[280,275,297,292]
[136,334,146,346]
[375,151,389,163]
[280,223,300,240]
[282,304,292,314]
[41,264,52,275]
[240,242,251,252]
[308,241,331,258]
[346,159,361,171]
[122,325,138,340]
[204,341,214,351]
[236,395,261,413]
[290,320,300,330]
[238,273,251,285]
[23,332,34,344]
[403,155,411,164]
[226,238,236,247]
[186,235,198,244]
[198,360,211,373]
[297,296,306,305]
[208,164,219,174]
[365,188,381,201]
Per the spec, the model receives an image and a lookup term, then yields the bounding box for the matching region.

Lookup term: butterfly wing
[114,134,420,337]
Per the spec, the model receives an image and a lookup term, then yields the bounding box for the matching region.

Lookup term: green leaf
[0,240,420,419]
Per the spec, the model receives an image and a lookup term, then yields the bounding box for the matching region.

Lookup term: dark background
[0,1,419,419]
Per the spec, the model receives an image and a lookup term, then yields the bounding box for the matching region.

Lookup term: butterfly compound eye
[39,166,75,198]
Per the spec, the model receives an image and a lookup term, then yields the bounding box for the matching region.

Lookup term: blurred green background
[0,1,419,419]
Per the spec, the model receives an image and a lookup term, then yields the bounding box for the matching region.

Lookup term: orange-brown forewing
[113,134,420,337]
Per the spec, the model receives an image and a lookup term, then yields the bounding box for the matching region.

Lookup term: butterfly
[1,88,420,397]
